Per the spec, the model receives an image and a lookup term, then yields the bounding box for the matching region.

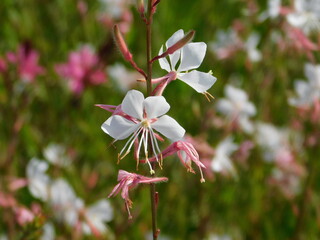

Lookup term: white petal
[158,46,171,72]
[144,96,170,119]
[287,13,307,27]
[242,102,256,116]
[166,29,184,48]
[101,115,139,140]
[121,90,144,119]
[178,70,217,93]
[87,200,113,223]
[225,85,248,103]
[165,30,184,70]
[178,42,207,72]
[152,115,185,141]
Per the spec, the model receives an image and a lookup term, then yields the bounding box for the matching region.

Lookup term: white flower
[216,85,256,133]
[41,223,55,240]
[102,90,185,172]
[26,158,51,201]
[289,63,320,107]
[43,143,71,167]
[244,33,262,62]
[255,123,290,162]
[211,137,238,177]
[287,0,320,34]
[82,200,114,235]
[259,0,281,21]
[209,234,232,240]
[108,63,140,92]
[158,29,217,94]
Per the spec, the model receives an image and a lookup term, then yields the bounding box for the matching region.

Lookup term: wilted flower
[55,45,106,95]
[211,137,238,177]
[158,29,216,96]
[286,0,320,34]
[216,85,256,133]
[100,90,185,173]
[108,170,168,219]
[289,63,320,107]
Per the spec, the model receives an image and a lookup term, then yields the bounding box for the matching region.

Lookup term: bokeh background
[1,0,320,239]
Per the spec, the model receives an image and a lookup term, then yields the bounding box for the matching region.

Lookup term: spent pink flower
[56,45,106,95]
[108,170,168,219]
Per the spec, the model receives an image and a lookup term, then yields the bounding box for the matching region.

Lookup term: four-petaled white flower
[211,137,238,178]
[101,90,185,172]
[216,85,256,133]
[289,63,320,107]
[158,29,217,96]
[287,0,320,34]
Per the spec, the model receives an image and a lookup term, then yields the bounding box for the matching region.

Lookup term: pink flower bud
[113,24,132,61]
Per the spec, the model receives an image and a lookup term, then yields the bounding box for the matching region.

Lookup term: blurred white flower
[26,158,51,201]
[209,28,241,59]
[41,223,55,240]
[0,235,8,240]
[287,0,320,34]
[99,0,131,18]
[108,63,140,92]
[159,29,217,93]
[209,234,232,240]
[259,0,281,21]
[255,123,290,162]
[245,32,262,62]
[216,85,256,133]
[82,200,114,235]
[289,63,320,107]
[211,137,238,177]
[43,143,71,167]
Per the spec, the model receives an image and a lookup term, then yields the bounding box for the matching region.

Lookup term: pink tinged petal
[178,70,217,93]
[158,46,171,72]
[152,115,185,141]
[143,96,170,119]
[178,42,207,72]
[138,177,168,184]
[121,90,144,119]
[101,115,139,140]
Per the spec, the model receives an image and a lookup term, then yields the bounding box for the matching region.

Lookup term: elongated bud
[137,0,145,14]
[113,25,132,61]
[151,30,195,62]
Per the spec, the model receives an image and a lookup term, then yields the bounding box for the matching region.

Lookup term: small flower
[244,32,262,62]
[286,0,320,34]
[43,143,71,167]
[108,170,168,219]
[158,29,216,97]
[211,137,238,178]
[259,0,281,21]
[216,85,256,133]
[55,45,106,95]
[289,63,320,107]
[26,158,51,201]
[147,141,206,182]
[6,44,44,83]
[41,223,55,240]
[101,90,185,173]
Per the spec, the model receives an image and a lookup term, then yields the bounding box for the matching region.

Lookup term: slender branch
[146,1,158,239]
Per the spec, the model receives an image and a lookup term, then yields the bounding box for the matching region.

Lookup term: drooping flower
[157,29,216,97]
[289,63,320,107]
[286,0,320,34]
[55,45,106,95]
[216,85,256,133]
[108,170,168,219]
[146,140,206,183]
[211,137,238,178]
[100,89,185,172]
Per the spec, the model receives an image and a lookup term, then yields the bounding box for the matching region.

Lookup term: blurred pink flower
[14,206,35,226]
[6,44,44,83]
[108,170,168,219]
[55,45,106,95]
